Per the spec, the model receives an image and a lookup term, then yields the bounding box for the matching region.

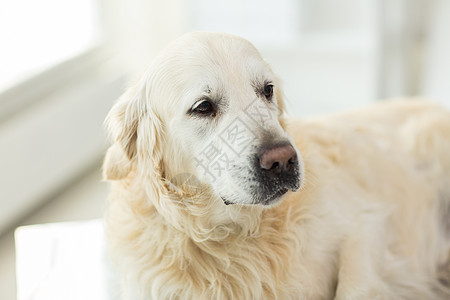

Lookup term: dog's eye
[263,84,274,100]
[192,100,215,116]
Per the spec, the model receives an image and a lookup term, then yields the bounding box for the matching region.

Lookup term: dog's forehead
[163,32,269,80]
[147,33,273,112]
[173,32,261,60]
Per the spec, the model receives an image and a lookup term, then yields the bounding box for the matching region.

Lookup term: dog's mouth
[261,187,289,205]
[221,197,233,206]
[221,187,292,206]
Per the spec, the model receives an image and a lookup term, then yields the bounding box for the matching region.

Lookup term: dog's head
[104,32,303,207]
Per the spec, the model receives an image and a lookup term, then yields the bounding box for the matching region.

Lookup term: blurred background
[1,0,449,298]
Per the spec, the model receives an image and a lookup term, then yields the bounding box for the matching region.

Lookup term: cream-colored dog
[103,32,450,299]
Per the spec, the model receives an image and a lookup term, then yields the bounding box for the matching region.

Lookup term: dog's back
[286,99,450,298]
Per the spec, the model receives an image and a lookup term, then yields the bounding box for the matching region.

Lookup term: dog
[103,32,450,299]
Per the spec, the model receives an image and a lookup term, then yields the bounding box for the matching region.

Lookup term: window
[0,0,124,234]
[0,0,100,91]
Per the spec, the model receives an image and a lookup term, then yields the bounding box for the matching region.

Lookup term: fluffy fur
[103,32,450,299]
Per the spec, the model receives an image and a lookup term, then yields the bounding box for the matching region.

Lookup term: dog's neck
[143,180,267,242]
[108,171,310,298]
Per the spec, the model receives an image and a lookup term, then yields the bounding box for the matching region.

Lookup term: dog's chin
[260,188,289,206]
[221,187,292,207]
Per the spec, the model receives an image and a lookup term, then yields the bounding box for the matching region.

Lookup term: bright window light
[0,0,100,91]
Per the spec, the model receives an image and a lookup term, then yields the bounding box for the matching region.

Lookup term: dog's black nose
[259,144,297,175]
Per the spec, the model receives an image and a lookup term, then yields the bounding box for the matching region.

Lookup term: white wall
[101,0,189,78]
[187,0,378,116]
[422,0,450,108]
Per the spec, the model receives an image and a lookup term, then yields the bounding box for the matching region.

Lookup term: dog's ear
[103,84,165,182]
[103,86,145,180]
[103,144,133,180]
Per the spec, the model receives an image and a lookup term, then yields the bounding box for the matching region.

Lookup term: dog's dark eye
[263,84,274,100]
[192,100,215,116]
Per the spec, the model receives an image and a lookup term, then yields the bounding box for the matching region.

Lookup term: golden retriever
[103,32,450,299]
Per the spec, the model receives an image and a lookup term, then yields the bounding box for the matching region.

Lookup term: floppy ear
[103,144,133,180]
[103,86,145,180]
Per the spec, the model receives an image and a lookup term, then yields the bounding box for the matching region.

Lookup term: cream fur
[103,32,450,299]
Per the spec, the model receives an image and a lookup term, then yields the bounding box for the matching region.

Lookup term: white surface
[15,220,118,300]
[0,168,109,300]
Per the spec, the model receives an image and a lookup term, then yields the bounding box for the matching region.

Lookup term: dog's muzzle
[220,142,301,206]
[252,142,301,205]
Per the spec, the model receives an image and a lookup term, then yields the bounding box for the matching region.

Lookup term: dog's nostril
[288,153,298,165]
[270,161,280,171]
